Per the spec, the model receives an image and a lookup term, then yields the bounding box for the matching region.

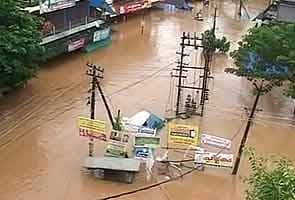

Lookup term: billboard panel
[40,0,76,14]
[78,116,106,141]
[168,123,199,146]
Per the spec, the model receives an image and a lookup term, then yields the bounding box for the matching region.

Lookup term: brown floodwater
[0,0,294,200]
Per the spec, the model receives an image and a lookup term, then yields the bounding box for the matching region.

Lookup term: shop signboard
[105,142,127,158]
[39,0,76,14]
[68,38,85,52]
[194,151,234,168]
[109,130,130,144]
[78,116,106,141]
[93,27,110,42]
[134,146,152,160]
[201,134,231,149]
[115,0,150,14]
[134,135,160,148]
[168,123,199,146]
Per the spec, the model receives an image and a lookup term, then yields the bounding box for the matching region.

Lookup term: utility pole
[95,79,115,129]
[232,82,263,175]
[199,50,210,116]
[238,0,242,17]
[88,63,96,157]
[175,32,187,116]
[212,6,217,35]
[86,63,105,157]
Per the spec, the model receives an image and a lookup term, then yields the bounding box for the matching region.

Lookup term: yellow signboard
[168,123,199,146]
[78,116,106,141]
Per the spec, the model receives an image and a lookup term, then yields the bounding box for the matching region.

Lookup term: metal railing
[42,16,98,38]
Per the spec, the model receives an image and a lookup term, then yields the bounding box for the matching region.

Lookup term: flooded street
[0,0,295,200]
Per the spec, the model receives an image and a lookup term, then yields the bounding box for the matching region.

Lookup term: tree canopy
[226,22,295,95]
[245,149,295,200]
[0,0,44,88]
[201,29,230,55]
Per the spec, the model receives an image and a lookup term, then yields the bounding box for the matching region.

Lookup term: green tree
[225,23,295,174]
[245,149,295,200]
[226,22,295,114]
[201,29,230,55]
[0,0,44,88]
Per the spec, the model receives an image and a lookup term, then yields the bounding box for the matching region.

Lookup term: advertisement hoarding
[109,130,130,143]
[201,134,231,149]
[134,136,160,148]
[93,27,111,42]
[168,123,199,146]
[194,151,234,168]
[39,0,76,14]
[68,38,85,52]
[105,142,127,158]
[114,0,151,14]
[78,116,106,141]
[134,146,152,160]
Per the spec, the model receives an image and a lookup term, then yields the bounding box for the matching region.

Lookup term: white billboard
[39,0,76,14]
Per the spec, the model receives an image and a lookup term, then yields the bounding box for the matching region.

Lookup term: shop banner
[201,134,231,149]
[115,0,149,14]
[134,136,160,148]
[168,123,199,146]
[109,130,130,143]
[105,142,127,158]
[39,0,76,14]
[195,151,234,168]
[93,27,110,42]
[68,38,85,52]
[78,116,106,141]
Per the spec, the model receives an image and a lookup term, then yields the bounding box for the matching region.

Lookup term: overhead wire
[96,167,196,200]
[109,61,175,97]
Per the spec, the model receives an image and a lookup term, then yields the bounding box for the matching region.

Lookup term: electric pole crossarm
[173,68,189,72]
[172,75,188,78]
[175,66,204,70]
[176,85,208,90]
[183,44,204,48]
[176,52,189,56]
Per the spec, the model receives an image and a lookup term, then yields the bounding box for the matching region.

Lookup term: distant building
[277,0,295,22]
[254,0,295,23]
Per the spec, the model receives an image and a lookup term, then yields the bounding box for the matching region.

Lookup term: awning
[89,0,117,15]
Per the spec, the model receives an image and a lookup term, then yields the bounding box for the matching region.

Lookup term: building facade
[25,0,111,60]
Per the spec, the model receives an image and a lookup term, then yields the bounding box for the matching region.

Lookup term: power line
[109,62,175,97]
[96,167,196,200]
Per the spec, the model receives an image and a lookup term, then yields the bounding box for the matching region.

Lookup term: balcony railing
[42,16,99,38]
[41,17,105,45]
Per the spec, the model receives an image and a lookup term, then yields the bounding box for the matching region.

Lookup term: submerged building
[255,0,295,23]
[24,0,112,60]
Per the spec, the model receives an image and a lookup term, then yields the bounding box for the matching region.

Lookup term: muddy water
[0,0,295,200]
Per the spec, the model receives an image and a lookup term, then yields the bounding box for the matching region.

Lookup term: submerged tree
[225,22,294,174]
[201,29,230,55]
[245,148,295,200]
[0,0,44,88]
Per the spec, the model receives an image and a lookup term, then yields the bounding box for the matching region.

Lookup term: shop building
[24,0,112,60]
